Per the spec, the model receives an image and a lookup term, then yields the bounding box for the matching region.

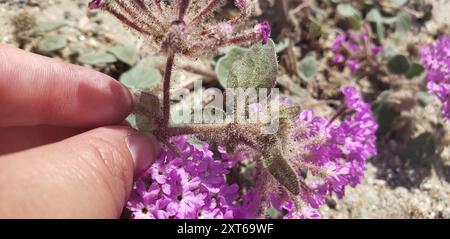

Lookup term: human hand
[0,44,160,218]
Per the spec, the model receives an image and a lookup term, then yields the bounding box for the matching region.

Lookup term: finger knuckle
[81,135,133,204]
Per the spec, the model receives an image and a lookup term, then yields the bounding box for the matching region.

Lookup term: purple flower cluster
[420,35,450,120]
[268,86,378,218]
[331,31,383,72]
[127,88,377,219]
[256,21,271,45]
[127,137,254,219]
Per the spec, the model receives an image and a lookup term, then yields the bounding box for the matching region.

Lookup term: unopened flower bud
[255,21,271,45]
[88,0,105,9]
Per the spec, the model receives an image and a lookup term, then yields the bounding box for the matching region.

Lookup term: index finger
[0,44,132,127]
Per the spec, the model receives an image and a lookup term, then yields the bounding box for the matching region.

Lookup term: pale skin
[0,44,160,218]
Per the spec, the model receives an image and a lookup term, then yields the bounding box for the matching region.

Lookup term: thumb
[0,126,160,219]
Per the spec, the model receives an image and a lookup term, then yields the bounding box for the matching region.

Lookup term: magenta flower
[371,45,383,55]
[127,136,253,219]
[267,86,378,218]
[347,59,361,72]
[127,86,377,219]
[420,35,450,119]
[88,0,105,9]
[333,54,345,63]
[349,43,362,54]
[332,34,346,52]
[331,30,382,73]
[256,21,271,45]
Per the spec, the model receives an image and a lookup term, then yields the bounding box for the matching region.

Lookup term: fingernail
[125,132,160,179]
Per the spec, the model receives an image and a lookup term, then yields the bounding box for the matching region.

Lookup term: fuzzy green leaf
[275,39,289,53]
[35,21,66,32]
[298,55,317,81]
[395,12,412,36]
[278,106,301,120]
[366,8,397,24]
[337,3,361,18]
[137,55,165,68]
[388,54,411,74]
[215,47,248,88]
[120,66,162,90]
[382,43,398,59]
[376,22,386,40]
[37,35,66,52]
[366,8,397,40]
[108,45,139,66]
[405,62,425,79]
[77,52,117,65]
[227,39,278,89]
[261,143,300,195]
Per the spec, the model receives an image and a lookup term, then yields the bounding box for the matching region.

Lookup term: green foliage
[215,47,248,88]
[120,66,162,90]
[372,94,400,136]
[275,38,289,53]
[388,54,411,74]
[337,3,362,29]
[417,91,436,105]
[107,45,139,66]
[366,8,398,25]
[401,133,437,164]
[395,12,413,36]
[278,106,301,121]
[405,62,425,79]
[216,39,278,91]
[337,3,361,18]
[37,35,66,52]
[126,114,137,129]
[77,51,117,65]
[298,55,317,81]
[227,39,278,90]
[366,8,408,40]
[261,143,300,195]
[35,21,66,32]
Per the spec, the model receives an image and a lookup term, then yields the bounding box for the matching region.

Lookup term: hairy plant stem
[191,0,222,24]
[166,123,230,137]
[163,122,263,139]
[326,106,348,127]
[153,0,163,12]
[177,0,190,21]
[162,53,176,131]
